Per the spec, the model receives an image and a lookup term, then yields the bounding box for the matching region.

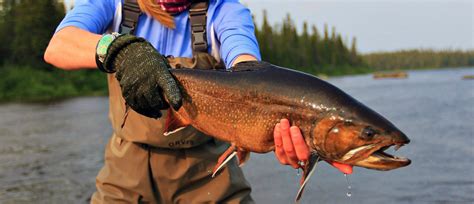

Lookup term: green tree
[1,0,65,68]
[254,12,367,75]
[350,37,359,65]
[0,0,16,66]
[309,25,321,67]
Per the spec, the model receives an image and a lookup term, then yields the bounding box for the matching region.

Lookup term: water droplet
[344,173,352,198]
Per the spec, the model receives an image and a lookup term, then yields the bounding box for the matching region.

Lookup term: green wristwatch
[96,32,121,73]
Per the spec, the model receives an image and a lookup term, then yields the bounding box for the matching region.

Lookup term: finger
[158,73,182,111]
[136,94,163,118]
[280,119,299,168]
[146,89,167,118]
[154,54,182,110]
[144,78,169,110]
[274,123,288,165]
[290,126,310,162]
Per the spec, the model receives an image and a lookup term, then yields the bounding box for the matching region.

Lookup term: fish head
[309,109,410,171]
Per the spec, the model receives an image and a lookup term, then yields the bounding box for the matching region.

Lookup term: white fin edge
[295,156,320,203]
[212,151,237,178]
[163,126,187,137]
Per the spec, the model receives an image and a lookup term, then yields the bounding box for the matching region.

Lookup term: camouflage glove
[101,34,182,118]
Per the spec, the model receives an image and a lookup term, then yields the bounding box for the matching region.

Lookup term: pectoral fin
[163,108,189,136]
[295,154,320,203]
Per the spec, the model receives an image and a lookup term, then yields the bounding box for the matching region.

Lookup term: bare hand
[273,119,311,169]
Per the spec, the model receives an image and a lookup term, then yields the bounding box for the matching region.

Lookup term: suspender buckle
[120,0,142,34]
[189,1,209,53]
[120,25,134,35]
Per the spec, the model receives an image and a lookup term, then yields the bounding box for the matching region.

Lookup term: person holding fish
[44,0,313,203]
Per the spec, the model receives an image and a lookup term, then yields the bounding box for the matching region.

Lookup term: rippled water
[0,98,111,203]
[0,68,472,203]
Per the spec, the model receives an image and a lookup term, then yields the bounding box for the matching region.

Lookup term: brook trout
[165,61,410,201]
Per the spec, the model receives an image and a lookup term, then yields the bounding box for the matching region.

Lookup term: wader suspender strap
[120,0,209,52]
[189,1,209,54]
[120,0,141,34]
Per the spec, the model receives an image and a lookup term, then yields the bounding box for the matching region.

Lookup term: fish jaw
[339,141,411,171]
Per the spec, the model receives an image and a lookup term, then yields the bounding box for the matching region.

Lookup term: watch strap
[96,32,122,73]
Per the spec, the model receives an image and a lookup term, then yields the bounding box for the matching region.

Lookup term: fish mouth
[341,142,411,171]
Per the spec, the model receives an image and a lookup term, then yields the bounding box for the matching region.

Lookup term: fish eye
[360,126,377,139]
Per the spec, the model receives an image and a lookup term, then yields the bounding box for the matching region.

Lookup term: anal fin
[212,146,251,177]
[212,145,237,178]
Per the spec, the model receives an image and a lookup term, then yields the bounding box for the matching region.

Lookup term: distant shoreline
[0,66,108,103]
[363,49,474,71]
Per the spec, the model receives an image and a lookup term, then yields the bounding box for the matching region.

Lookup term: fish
[165,61,411,201]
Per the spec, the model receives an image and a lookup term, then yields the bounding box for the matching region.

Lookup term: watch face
[96,34,115,62]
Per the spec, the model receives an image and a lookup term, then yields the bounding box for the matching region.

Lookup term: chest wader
[91,0,254,203]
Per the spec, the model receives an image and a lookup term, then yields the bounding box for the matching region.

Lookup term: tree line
[363,49,474,70]
[253,11,474,72]
[254,11,367,75]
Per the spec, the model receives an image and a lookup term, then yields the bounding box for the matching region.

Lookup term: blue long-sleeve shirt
[57,0,261,68]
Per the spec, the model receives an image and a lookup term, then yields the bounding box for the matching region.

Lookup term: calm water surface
[0,68,472,203]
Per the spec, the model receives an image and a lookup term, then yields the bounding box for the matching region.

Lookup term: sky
[64,0,473,53]
[241,0,473,53]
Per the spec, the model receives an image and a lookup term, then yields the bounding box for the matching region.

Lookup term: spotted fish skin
[170,64,323,153]
[168,62,410,168]
[167,62,410,202]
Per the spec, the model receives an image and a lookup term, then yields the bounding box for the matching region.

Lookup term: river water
[0,68,472,203]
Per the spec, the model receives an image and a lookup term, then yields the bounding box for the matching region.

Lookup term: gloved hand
[101,34,182,118]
